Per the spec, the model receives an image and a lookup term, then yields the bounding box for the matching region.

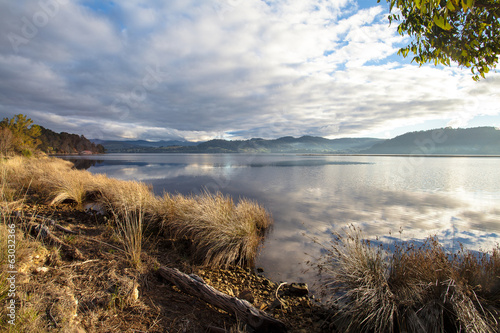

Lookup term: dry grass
[0,161,54,332]
[46,169,97,208]
[93,176,156,213]
[110,201,145,270]
[0,156,273,269]
[314,225,500,333]
[156,191,272,267]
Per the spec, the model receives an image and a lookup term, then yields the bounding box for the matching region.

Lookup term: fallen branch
[14,212,84,260]
[34,213,80,235]
[28,221,84,260]
[158,267,287,333]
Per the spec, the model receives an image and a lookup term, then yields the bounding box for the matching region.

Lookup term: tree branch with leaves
[380,0,500,80]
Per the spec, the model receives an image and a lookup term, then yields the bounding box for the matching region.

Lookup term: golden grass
[0,162,49,332]
[0,156,273,269]
[109,201,146,270]
[156,191,272,267]
[315,225,500,333]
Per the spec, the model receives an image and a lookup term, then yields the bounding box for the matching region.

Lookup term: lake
[63,153,500,286]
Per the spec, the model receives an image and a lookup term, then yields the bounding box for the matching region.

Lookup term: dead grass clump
[110,202,145,270]
[46,169,96,208]
[157,191,272,268]
[93,177,156,214]
[315,225,499,333]
[315,225,397,332]
[2,156,75,198]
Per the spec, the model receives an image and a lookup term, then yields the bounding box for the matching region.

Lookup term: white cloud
[0,0,499,140]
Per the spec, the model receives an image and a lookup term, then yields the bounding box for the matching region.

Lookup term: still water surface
[64,154,500,285]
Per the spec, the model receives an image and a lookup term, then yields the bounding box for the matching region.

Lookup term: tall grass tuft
[315,225,499,333]
[111,202,145,270]
[94,177,156,214]
[157,191,272,267]
[46,169,96,208]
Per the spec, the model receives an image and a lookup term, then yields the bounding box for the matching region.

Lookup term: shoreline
[0,156,329,332]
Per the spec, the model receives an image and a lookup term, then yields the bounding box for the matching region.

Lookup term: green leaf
[461,0,473,10]
[446,0,456,11]
[433,15,452,30]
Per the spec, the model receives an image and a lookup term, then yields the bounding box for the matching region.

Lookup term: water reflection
[63,154,500,286]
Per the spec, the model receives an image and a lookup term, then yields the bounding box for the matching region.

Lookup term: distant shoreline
[298,153,500,158]
[61,152,500,158]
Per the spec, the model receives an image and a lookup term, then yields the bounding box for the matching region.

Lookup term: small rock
[238,289,254,304]
[35,266,49,274]
[256,267,264,273]
[288,283,309,297]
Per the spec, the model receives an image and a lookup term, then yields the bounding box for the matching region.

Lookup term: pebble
[35,266,49,274]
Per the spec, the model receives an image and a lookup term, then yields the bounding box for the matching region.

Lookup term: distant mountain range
[93,136,383,154]
[91,139,198,152]
[92,127,500,155]
[364,127,500,155]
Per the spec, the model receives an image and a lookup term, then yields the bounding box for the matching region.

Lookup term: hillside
[91,139,199,152]
[363,127,500,155]
[98,136,383,154]
[38,127,105,155]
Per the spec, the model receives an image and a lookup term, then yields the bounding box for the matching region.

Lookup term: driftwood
[158,267,287,333]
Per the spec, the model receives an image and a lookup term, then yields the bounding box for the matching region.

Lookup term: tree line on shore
[0,114,104,156]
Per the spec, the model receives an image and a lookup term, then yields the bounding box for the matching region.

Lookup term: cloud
[0,0,499,140]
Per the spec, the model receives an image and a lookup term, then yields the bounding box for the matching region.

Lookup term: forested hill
[99,136,383,154]
[38,127,105,154]
[362,127,500,155]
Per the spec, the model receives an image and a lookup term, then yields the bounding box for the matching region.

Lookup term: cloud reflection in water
[68,154,500,285]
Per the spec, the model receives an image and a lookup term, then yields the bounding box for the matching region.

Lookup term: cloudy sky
[1,0,499,141]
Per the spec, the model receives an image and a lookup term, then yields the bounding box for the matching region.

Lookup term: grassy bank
[314,225,500,332]
[0,156,281,332]
[1,156,272,269]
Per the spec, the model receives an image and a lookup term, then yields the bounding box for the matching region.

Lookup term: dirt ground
[5,201,335,333]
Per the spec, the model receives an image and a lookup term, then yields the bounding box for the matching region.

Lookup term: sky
[0,0,499,142]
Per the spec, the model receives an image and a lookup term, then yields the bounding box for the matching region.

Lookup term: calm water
[63,154,500,285]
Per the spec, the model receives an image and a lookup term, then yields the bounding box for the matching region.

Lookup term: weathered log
[158,267,287,333]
